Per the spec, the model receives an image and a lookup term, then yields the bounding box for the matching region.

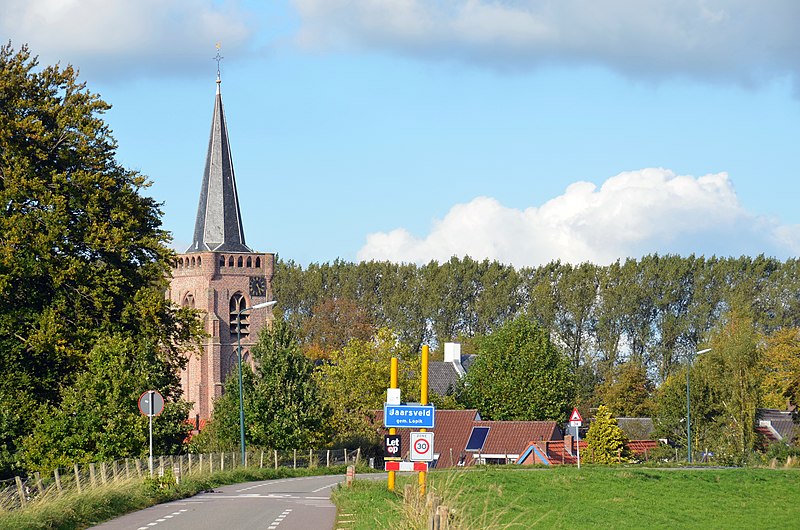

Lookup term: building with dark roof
[756,408,796,445]
[169,72,275,420]
[428,343,474,396]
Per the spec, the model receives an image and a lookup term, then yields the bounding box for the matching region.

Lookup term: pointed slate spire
[188,74,251,253]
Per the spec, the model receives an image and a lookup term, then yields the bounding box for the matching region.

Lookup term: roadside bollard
[346,465,355,487]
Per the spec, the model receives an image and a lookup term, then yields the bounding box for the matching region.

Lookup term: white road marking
[311,482,339,493]
[138,508,189,528]
[266,508,292,529]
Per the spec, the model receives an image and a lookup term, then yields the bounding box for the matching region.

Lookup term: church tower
[169,73,275,421]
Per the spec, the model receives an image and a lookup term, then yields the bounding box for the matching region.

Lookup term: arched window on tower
[246,256,252,267]
[182,293,195,309]
[229,256,235,267]
[230,293,249,337]
[255,257,261,268]
[237,256,243,267]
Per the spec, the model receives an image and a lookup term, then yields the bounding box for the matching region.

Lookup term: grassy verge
[0,465,358,530]
[333,466,800,529]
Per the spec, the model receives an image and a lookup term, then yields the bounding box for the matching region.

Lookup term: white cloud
[2,0,252,80]
[292,0,800,86]
[357,168,800,267]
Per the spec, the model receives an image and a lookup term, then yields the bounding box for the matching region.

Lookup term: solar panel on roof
[465,426,490,451]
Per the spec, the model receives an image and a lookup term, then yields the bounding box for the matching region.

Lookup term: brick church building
[167,73,275,421]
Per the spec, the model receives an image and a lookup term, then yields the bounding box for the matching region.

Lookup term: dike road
[92,473,386,530]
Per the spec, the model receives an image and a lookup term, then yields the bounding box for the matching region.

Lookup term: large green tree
[460,316,575,421]
[314,328,420,446]
[595,361,654,417]
[0,43,200,476]
[760,327,800,410]
[21,335,191,472]
[197,319,330,451]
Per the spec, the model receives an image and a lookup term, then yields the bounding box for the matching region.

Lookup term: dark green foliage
[460,317,575,420]
[0,43,201,476]
[196,319,330,451]
[596,361,654,417]
[21,335,191,472]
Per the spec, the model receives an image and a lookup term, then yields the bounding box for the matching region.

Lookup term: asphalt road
[92,473,375,530]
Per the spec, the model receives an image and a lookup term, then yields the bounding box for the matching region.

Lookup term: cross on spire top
[214,42,223,83]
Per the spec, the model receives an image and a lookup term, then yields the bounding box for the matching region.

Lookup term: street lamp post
[237,299,277,466]
[686,348,711,464]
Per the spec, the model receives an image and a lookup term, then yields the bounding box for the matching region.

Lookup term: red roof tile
[474,420,561,455]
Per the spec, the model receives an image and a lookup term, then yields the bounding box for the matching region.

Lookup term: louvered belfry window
[230,293,249,336]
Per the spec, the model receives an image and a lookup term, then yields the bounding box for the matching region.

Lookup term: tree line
[275,254,800,386]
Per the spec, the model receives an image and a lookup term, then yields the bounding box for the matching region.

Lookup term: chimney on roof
[444,342,465,377]
[564,434,574,456]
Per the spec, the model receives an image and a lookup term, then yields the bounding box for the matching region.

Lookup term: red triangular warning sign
[569,408,583,423]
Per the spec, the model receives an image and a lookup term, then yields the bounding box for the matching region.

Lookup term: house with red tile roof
[517,437,661,465]
[374,409,562,467]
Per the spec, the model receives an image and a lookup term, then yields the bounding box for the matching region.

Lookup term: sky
[3,0,800,268]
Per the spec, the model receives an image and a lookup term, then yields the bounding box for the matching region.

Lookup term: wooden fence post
[74,464,82,493]
[54,468,63,495]
[34,471,44,496]
[356,447,361,465]
[437,505,450,530]
[274,450,278,469]
[89,463,97,488]
[293,449,297,469]
[15,476,26,507]
[260,451,264,469]
[135,459,142,478]
[426,493,440,530]
[327,449,330,468]
[100,462,108,484]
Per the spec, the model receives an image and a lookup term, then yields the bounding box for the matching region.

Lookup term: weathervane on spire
[214,42,223,83]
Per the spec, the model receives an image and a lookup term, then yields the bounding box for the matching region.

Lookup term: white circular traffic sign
[415,439,429,453]
[138,390,164,417]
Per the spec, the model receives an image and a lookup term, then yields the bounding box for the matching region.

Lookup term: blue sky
[4,0,799,267]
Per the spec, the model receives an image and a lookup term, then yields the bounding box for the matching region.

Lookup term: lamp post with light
[236,299,277,465]
[686,348,711,464]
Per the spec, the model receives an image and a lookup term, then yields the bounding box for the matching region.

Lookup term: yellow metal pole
[388,357,398,492]
[419,345,429,494]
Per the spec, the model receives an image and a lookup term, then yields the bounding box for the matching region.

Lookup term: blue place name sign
[384,404,436,428]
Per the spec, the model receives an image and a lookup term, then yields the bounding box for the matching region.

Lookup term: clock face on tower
[249,276,266,297]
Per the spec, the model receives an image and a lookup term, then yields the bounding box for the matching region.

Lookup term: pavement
[91,474,363,530]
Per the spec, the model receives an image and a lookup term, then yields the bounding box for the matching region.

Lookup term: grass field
[333,466,800,529]
[0,465,358,530]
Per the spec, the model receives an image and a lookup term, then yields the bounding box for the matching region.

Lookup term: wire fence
[0,447,362,513]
